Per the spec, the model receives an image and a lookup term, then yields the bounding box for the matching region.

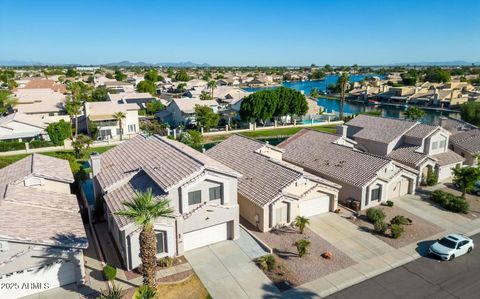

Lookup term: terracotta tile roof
[347,115,417,144]
[449,129,480,154]
[278,129,391,187]
[432,150,465,166]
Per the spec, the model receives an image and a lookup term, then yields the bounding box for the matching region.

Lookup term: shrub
[134,284,156,299]
[157,256,174,268]
[29,140,54,149]
[0,141,25,152]
[431,190,469,214]
[391,224,405,239]
[46,120,71,146]
[294,216,310,234]
[366,208,386,223]
[294,239,311,257]
[426,167,438,186]
[255,254,276,271]
[386,200,394,207]
[374,220,387,234]
[103,264,117,281]
[99,284,124,299]
[390,215,410,226]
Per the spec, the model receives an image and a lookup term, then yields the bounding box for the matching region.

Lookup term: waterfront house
[90,135,241,270]
[0,154,87,299]
[278,129,418,211]
[206,135,340,231]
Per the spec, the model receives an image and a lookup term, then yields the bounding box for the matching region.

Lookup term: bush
[366,208,386,223]
[390,215,410,226]
[157,256,174,268]
[46,120,72,146]
[294,239,311,257]
[29,140,54,149]
[0,141,25,152]
[255,254,276,271]
[391,224,405,239]
[99,285,124,299]
[386,200,394,207]
[134,284,156,299]
[426,167,438,186]
[431,190,469,214]
[103,264,117,281]
[374,220,387,234]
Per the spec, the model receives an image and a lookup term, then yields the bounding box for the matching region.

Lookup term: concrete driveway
[185,239,279,299]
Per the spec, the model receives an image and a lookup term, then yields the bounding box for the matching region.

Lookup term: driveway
[185,239,278,299]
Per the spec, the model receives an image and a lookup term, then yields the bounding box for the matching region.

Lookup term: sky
[1,0,479,66]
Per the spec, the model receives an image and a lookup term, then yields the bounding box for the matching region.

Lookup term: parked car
[429,234,474,261]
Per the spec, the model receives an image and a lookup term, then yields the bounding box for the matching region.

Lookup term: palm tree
[294,239,311,257]
[337,72,349,120]
[113,111,126,140]
[115,188,173,288]
[0,90,18,116]
[294,216,310,234]
[207,80,217,99]
[64,96,82,138]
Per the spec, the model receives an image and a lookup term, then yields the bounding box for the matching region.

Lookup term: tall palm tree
[207,80,217,99]
[0,90,17,116]
[337,72,349,120]
[115,188,173,289]
[64,96,82,138]
[113,111,126,140]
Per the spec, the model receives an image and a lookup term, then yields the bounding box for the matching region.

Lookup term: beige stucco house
[206,135,341,232]
[90,135,241,270]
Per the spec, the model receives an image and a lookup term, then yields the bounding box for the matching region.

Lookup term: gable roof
[404,124,439,140]
[347,115,417,144]
[449,129,480,154]
[278,129,392,187]
[387,144,429,168]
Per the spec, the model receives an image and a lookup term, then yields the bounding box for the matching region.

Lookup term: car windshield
[438,237,457,249]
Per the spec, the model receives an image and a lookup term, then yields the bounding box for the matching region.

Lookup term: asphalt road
[328,233,480,299]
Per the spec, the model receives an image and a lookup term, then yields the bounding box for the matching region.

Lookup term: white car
[429,234,474,261]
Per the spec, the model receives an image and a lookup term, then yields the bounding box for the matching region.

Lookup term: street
[328,233,480,299]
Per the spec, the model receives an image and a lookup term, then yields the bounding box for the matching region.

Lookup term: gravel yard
[347,205,444,248]
[247,224,355,290]
[440,184,480,220]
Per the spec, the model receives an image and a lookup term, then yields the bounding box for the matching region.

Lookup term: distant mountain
[386,61,480,67]
[0,60,46,66]
[103,61,210,67]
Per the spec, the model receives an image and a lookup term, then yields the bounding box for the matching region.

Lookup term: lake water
[244,75,459,124]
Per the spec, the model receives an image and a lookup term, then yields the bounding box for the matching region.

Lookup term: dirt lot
[347,205,444,248]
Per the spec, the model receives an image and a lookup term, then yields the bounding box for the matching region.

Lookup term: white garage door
[389,177,410,199]
[299,196,330,218]
[183,222,228,251]
[0,259,76,299]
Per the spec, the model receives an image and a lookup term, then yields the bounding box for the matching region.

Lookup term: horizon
[1,0,479,66]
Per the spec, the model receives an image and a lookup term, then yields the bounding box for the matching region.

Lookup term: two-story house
[345,115,464,183]
[206,135,341,231]
[90,135,241,270]
[0,154,87,299]
[157,97,219,127]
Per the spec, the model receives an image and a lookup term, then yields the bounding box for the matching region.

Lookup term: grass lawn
[156,274,210,299]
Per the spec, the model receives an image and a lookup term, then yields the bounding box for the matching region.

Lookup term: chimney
[336,125,348,138]
[439,117,447,128]
[90,153,102,178]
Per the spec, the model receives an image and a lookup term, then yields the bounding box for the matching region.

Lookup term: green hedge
[29,140,54,149]
[0,141,26,152]
[431,190,469,213]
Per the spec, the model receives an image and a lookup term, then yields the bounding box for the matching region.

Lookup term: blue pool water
[82,179,95,206]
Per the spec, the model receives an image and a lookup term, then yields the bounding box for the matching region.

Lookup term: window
[209,186,222,201]
[431,141,438,150]
[155,231,167,254]
[371,186,382,201]
[128,124,137,132]
[188,190,202,205]
[439,140,446,149]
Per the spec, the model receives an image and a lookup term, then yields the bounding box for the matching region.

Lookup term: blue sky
[1,0,479,66]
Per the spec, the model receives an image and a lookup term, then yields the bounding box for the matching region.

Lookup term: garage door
[388,177,410,199]
[183,222,228,251]
[299,196,330,218]
[0,259,76,299]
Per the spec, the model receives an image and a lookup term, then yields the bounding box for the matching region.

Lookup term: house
[278,129,418,211]
[14,88,69,121]
[448,129,480,166]
[213,86,250,111]
[0,154,87,299]
[157,97,219,127]
[0,112,50,142]
[206,135,340,231]
[85,100,140,140]
[108,92,157,109]
[345,115,465,182]
[90,134,241,270]
[101,81,135,93]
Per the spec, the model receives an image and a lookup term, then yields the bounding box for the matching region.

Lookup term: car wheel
[449,254,455,261]
[468,247,473,253]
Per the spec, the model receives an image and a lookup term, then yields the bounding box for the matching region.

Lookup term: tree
[144,69,163,82]
[200,91,212,101]
[115,69,127,81]
[453,166,480,197]
[115,188,174,288]
[324,64,333,72]
[401,69,419,85]
[176,83,186,93]
[145,100,165,115]
[460,102,480,126]
[65,68,78,77]
[175,70,190,82]
[113,112,126,140]
[72,134,92,159]
[404,107,425,121]
[207,80,217,98]
[64,96,82,138]
[140,119,169,136]
[425,68,451,83]
[294,216,310,234]
[136,80,157,95]
[105,72,114,79]
[194,105,220,130]
[178,130,203,150]
[293,239,311,257]
[309,69,325,80]
[310,88,320,98]
[46,120,72,146]
[337,72,349,120]
[0,90,17,115]
[240,90,278,124]
[90,86,111,102]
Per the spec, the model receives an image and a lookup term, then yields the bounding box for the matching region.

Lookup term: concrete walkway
[234,227,269,260]
[185,241,280,299]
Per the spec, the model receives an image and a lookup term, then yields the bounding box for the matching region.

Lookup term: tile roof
[206,135,314,206]
[171,98,218,113]
[432,150,465,166]
[14,88,67,114]
[278,129,392,187]
[449,129,480,154]
[388,144,428,168]
[347,115,417,144]
[435,117,477,135]
[404,124,438,140]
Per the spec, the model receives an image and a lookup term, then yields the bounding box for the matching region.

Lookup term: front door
[274,203,288,226]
